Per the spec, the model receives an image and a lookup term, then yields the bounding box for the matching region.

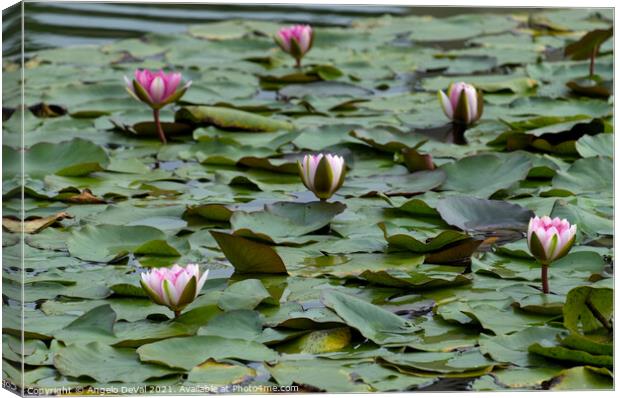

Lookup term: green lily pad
[278,327,352,354]
[380,222,469,253]
[53,304,117,345]
[4,138,109,179]
[549,366,613,390]
[321,290,418,345]
[440,153,532,198]
[528,342,613,368]
[436,196,534,233]
[187,359,256,386]
[137,336,278,370]
[230,201,346,243]
[575,133,613,158]
[217,279,272,311]
[55,342,178,383]
[176,106,294,132]
[210,231,288,274]
[66,224,173,263]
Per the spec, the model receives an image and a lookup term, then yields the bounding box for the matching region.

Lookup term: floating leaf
[2,211,72,234]
[4,138,109,179]
[67,224,170,263]
[210,231,288,274]
[278,327,351,354]
[176,106,294,132]
[440,154,532,198]
[55,342,177,383]
[217,279,272,311]
[436,196,534,233]
[231,201,346,243]
[321,290,418,345]
[564,28,613,60]
[137,336,278,370]
[549,366,613,390]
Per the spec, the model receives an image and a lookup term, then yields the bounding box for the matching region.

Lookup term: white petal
[195,270,209,298]
[438,90,453,119]
[464,86,478,123]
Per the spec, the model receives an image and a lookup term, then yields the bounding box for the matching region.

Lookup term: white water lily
[140,264,209,316]
[438,82,483,125]
[298,153,346,200]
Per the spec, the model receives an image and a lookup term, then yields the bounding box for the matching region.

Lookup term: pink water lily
[140,264,209,317]
[124,69,191,144]
[298,153,345,200]
[527,216,577,294]
[275,24,314,68]
[438,82,483,126]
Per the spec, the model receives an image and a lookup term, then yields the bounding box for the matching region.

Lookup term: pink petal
[149,76,166,103]
[449,82,465,109]
[298,26,312,53]
[164,72,182,100]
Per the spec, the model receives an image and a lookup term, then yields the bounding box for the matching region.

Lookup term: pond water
[3,2,537,56]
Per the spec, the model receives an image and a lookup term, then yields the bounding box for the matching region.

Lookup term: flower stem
[153,108,167,144]
[295,58,301,69]
[451,122,468,145]
[174,309,181,318]
[541,263,549,294]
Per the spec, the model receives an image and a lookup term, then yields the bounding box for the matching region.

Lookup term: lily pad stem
[585,297,612,331]
[153,108,167,145]
[541,263,549,294]
[589,44,599,78]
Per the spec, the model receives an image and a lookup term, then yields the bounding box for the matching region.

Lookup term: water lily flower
[275,24,313,68]
[298,153,345,200]
[140,264,208,317]
[125,69,191,144]
[438,82,483,126]
[527,216,577,294]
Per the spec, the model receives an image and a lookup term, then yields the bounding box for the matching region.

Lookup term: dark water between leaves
[3,2,537,57]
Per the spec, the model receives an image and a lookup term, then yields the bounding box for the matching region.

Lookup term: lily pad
[440,154,532,198]
[137,336,278,370]
[176,106,294,132]
[436,196,534,233]
[321,290,418,345]
[210,231,288,274]
[4,138,109,179]
[67,224,174,263]
[55,342,177,383]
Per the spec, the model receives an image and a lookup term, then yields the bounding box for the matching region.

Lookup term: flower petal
[438,90,453,119]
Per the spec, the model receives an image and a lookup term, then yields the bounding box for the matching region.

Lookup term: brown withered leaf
[2,212,72,234]
[56,189,107,204]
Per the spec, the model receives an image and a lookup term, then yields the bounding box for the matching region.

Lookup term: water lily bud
[298,153,346,200]
[438,82,483,125]
[125,69,191,110]
[527,216,577,265]
[275,25,313,66]
[140,264,208,316]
